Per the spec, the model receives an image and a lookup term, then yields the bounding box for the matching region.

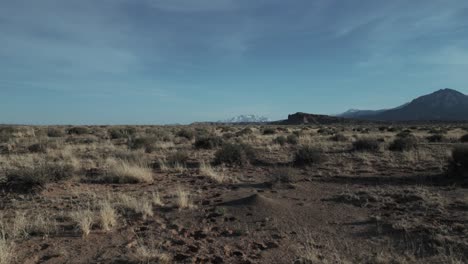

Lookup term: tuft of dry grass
[152,192,164,206]
[70,209,94,237]
[134,238,171,264]
[11,212,28,239]
[118,194,154,220]
[99,200,117,231]
[0,236,13,264]
[199,161,227,183]
[104,159,153,184]
[176,187,194,210]
[173,162,187,173]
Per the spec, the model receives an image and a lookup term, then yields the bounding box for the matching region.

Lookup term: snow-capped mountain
[220,115,270,123]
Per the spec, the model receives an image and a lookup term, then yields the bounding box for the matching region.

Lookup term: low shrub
[286,134,299,145]
[330,133,348,142]
[47,128,65,137]
[214,143,256,165]
[273,136,287,146]
[28,143,48,153]
[262,128,276,135]
[352,138,381,152]
[389,136,418,151]
[448,145,468,179]
[236,128,253,137]
[427,134,444,143]
[460,134,468,143]
[67,126,90,135]
[194,135,223,149]
[396,130,413,138]
[109,127,137,139]
[167,151,189,166]
[5,161,75,192]
[177,129,195,140]
[128,137,154,151]
[293,146,325,166]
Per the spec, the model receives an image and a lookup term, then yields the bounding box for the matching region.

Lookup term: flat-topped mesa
[283,112,352,125]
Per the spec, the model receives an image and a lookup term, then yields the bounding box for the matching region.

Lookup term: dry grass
[99,200,117,232]
[173,162,187,173]
[134,238,171,264]
[152,192,164,206]
[199,161,227,183]
[105,159,153,184]
[11,212,28,239]
[118,194,154,220]
[176,187,194,210]
[156,158,169,172]
[70,209,94,237]
[0,236,13,264]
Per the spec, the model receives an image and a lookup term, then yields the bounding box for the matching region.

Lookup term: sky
[1,0,468,124]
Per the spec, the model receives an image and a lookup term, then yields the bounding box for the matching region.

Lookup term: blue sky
[1,0,468,124]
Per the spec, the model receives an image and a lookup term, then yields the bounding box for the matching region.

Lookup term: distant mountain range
[219,115,270,123]
[196,89,468,126]
[338,88,468,121]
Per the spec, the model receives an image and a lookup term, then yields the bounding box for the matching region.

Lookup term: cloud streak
[1,0,468,123]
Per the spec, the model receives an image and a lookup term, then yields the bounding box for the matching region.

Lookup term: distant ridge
[339,88,468,121]
[275,112,366,125]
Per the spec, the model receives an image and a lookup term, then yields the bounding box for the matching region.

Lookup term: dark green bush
[177,129,195,140]
[389,136,418,151]
[353,138,381,152]
[214,143,256,165]
[293,146,325,166]
[194,135,223,149]
[67,126,90,135]
[286,134,299,145]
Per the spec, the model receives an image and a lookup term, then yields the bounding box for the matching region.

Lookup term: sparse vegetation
[460,133,468,143]
[330,133,348,142]
[176,187,194,209]
[177,129,195,140]
[389,136,418,151]
[194,135,223,149]
[293,146,325,166]
[99,159,153,184]
[71,209,94,237]
[214,143,256,165]
[262,127,276,135]
[286,134,299,145]
[67,126,90,135]
[427,134,445,143]
[353,138,381,152]
[0,124,465,263]
[449,145,468,179]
